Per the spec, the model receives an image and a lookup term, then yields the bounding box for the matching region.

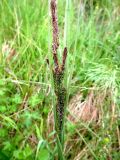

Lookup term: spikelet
[53,70,67,136]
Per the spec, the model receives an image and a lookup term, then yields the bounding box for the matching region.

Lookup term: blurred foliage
[0,0,120,159]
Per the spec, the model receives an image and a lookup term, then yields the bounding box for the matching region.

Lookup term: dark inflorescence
[51,0,67,143]
[53,71,67,135]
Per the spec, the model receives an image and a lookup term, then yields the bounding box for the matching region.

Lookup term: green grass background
[0,0,120,159]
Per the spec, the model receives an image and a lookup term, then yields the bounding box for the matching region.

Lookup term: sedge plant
[50,0,67,159]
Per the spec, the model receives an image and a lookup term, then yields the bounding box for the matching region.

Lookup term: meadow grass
[0,0,120,159]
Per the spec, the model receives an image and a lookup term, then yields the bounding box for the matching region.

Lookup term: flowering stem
[50,0,67,159]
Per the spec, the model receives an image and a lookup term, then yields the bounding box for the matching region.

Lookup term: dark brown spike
[51,0,60,72]
[61,47,67,71]
[51,0,59,48]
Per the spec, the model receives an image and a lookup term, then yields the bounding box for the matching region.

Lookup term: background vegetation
[0,0,120,159]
